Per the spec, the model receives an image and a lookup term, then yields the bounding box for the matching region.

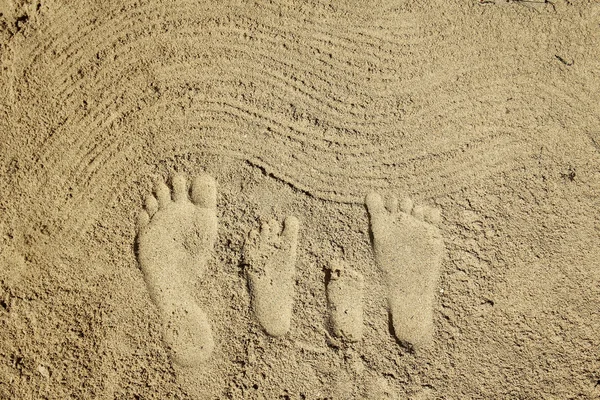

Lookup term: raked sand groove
[40,3,415,93]
[11,0,572,216]
[137,173,217,366]
[9,0,582,235]
[35,82,532,212]
[11,58,563,237]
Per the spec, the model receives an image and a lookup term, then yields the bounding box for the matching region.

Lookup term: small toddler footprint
[326,259,364,342]
[243,216,300,337]
[366,192,444,350]
[137,173,217,366]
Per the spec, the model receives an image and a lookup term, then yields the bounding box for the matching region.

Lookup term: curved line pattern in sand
[44,3,413,96]
[31,8,422,175]
[28,0,413,74]
[8,0,596,240]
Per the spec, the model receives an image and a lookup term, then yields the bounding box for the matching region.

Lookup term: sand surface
[1,0,600,398]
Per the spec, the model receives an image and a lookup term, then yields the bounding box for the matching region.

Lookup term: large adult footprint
[366,192,444,350]
[137,173,217,366]
[243,217,300,337]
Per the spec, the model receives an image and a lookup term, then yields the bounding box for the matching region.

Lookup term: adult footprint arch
[137,173,217,367]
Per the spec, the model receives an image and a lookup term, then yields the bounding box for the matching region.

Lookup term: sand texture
[1,0,600,398]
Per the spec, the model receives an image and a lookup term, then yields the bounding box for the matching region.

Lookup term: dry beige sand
[1,0,600,398]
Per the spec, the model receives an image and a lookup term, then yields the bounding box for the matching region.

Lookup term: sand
[1,0,600,398]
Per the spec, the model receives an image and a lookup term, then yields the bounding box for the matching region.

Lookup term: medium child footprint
[366,192,444,350]
[243,217,300,337]
[137,173,217,367]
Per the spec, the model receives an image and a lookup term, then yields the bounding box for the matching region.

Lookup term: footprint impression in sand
[137,173,217,366]
[366,192,443,350]
[243,217,300,337]
[326,259,364,342]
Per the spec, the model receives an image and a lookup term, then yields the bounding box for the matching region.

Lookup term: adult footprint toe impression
[366,191,444,350]
[244,216,300,337]
[137,173,217,367]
